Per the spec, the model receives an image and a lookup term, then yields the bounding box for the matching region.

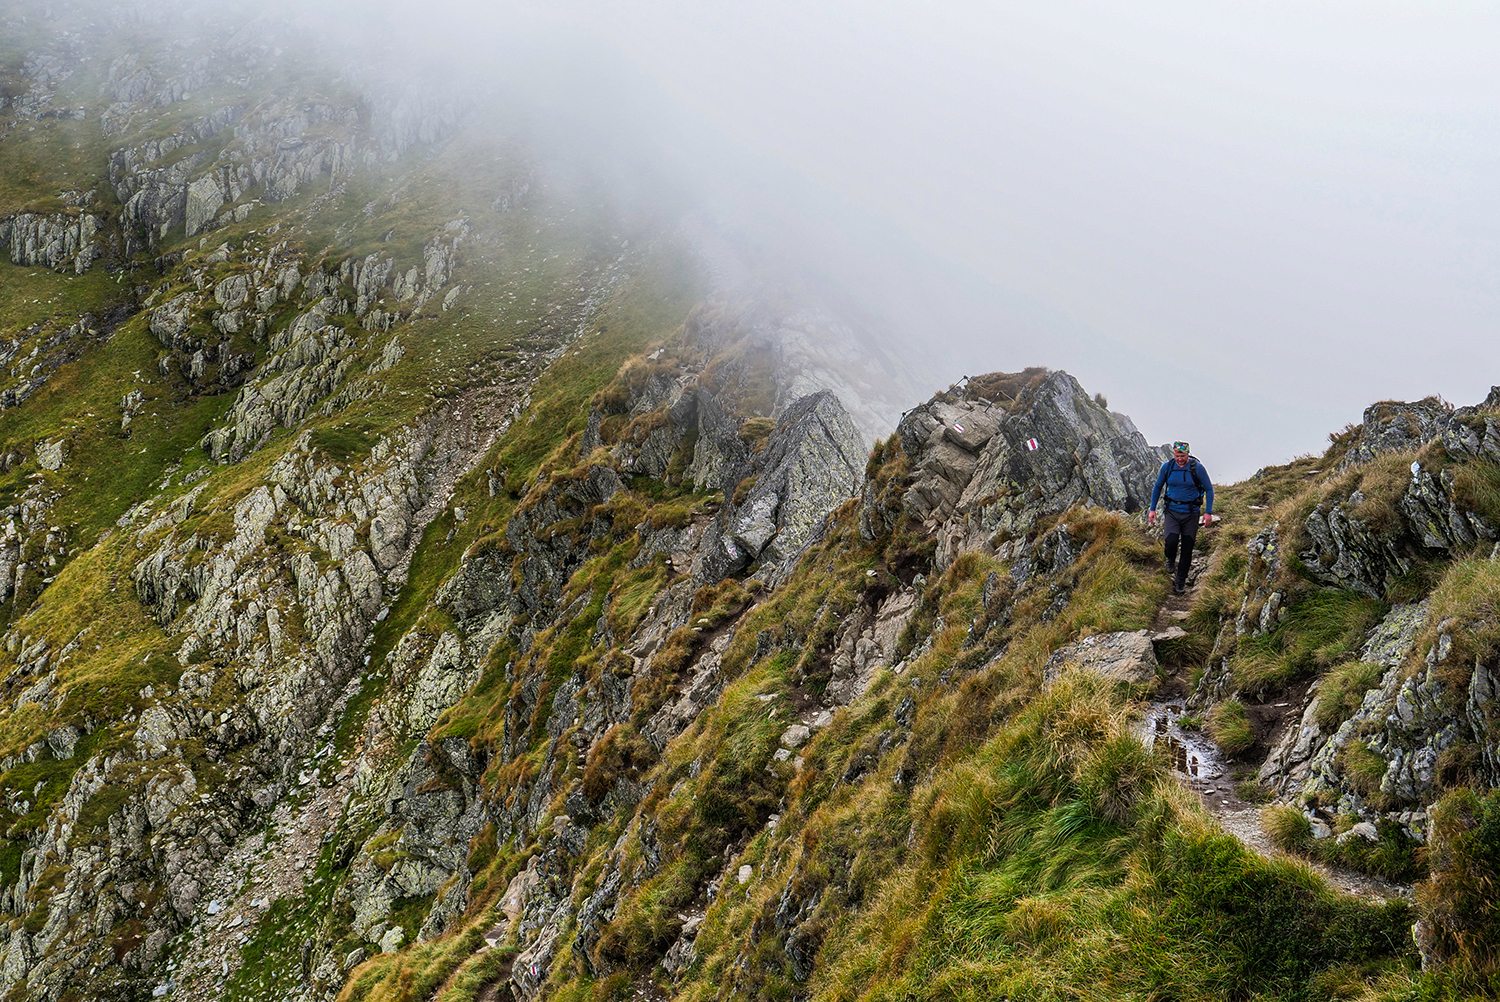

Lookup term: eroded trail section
[1139,544,1410,903]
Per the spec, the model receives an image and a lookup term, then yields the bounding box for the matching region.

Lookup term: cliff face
[1,7,1499,1002]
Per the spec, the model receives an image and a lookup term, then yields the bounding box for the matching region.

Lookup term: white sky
[280,1,1500,476]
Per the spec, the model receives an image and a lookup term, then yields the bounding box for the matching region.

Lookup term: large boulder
[895,369,1167,568]
[1043,630,1159,686]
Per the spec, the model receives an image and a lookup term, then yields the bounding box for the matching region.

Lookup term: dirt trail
[1141,545,1411,904]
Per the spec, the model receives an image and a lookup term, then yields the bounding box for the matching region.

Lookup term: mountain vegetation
[1,5,1498,1002]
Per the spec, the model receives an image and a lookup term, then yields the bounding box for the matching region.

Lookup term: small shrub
[581,724,657,802]
[1209,700,1255,755]
[1452,459,1500,529]
[738,415,776,447]
[1438,743,1485,791]
[1078,733,1159,825]
[1004,895,1072,949]
[1424,558,1500,694]
[1235,779,1272,804]
[1342,740,1387,798]
[1331,819,1425,883]
[1347,451,1421,534]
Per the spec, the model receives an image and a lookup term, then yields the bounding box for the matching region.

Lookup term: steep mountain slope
[2,6,1500,1002]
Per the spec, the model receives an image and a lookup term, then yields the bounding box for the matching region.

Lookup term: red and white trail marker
[953,423,965,433]
[1025,438,1039,451]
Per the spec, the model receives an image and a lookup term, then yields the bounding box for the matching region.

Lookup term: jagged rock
[643,631,737,749]
[185,175,226,236]
[0,212,105,273]
[407,632,476,731]
[36,440,64,471]
[824,588,920,706]
[1236,525,1283,636]
[214,273,250,311]
[1442,388,1500,462]
[1301,464,1494,598]
[1261,602,1429,794]
[896,370,1164,571]
[45,725,79,760]
[145,765,197,828]
[134,706,177,758]
[1044,630,1158,686]
[149,293,202,352]
[1295,602,1477,810]
[1400,466,1496,549]
[697,390,865,584]
[1340,397,1452,468]
[1301,502,1411,599]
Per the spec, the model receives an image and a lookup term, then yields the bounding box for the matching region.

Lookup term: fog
[81,2,1500,477]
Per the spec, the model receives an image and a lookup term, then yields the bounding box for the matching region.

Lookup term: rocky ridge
[1198,388,1500,853]
[1,8,1499,1002]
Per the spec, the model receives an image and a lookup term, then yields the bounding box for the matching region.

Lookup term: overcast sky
[268,1,1500,476]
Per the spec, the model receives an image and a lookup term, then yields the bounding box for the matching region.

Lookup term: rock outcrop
[895,369,1166,570]
[1211,389,1500,849]
[0,212,106,273]
[1044,630,1159,686]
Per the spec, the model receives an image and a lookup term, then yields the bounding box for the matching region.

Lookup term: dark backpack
[1164,457,1206,511]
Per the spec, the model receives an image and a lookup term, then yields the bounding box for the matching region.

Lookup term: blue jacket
[1150,457,1213,513]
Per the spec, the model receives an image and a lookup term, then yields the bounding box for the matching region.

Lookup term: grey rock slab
[185,174,225,236]
[36,440,64,471]
[779,724,812,749]
[1044,630,1159,686]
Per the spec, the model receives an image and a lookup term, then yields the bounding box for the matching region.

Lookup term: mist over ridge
[21,0,1497,478]
[5,4,1500,1000]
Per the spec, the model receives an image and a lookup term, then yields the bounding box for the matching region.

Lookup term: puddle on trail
[1141,702,1231,788]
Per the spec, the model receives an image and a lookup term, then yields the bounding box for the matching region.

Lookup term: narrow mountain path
[1138,536,1411,904]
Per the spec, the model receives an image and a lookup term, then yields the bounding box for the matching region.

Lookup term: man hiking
[1147,441,1214,596]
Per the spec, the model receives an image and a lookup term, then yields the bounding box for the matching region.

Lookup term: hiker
[1147,441,1214,596]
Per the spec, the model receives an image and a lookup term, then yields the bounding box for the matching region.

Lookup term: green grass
[789,678,1412,1002]
[1315,661,1386,732]
[1208,700,1255,756]
[0,116,108,214]
[1419,787,1500,974]
[0,265,116,331]
[1228,589,1387,693]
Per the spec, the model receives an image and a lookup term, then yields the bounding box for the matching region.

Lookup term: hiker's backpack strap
[1166,458,1206,510]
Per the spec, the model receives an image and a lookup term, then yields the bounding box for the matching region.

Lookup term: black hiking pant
[1163,506,1199,589]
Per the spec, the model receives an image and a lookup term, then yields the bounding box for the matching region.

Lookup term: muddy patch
[1142,701,1251,812]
